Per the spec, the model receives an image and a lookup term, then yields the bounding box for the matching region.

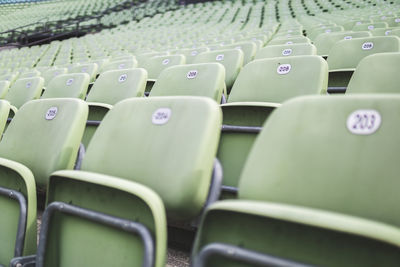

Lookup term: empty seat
[101,58,138,73]
[314,31,372,57]
[83,68,148,147]
[41,73,90,99]
[352,22,389,32]
[5,77,44,110]
[255,43,317,59]
[70,63,99,82]
[12,96,221,267]
[0,98,87,266]
[219,56,328,197]
[222,41,258,65]
[193,94,400,267]
[176,47,210,64]
[267,36,311,45]
[41,67,68,87]
[327,36,400,93]
[149,63,226,103]
[141,54,186,81]
[193,49,243,93]
[346,52,400,94]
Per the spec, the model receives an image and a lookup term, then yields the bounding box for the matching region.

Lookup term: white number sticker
[395,18,400,23]
[346,109,381,135]
[54,71,60,76]
[344,36,353,40]
[152,108,171,125]
[45,107,58,120]
[26,82,32,88]
[81,67,87,72]
[288,30,293,33]
[367,25,375,30]
[385,30,392,36]
[118,74,127,83]
[216,54,224,61]
[191,51,198,56]
[282,48,292,56]
[286,41,293,45]
[118,63,125,69]
[187,70,198,79]
[362,42,374,50]
[277,64,291,75]
[162,59,170,65]
[325,29,332,33]
[356,21,362,25]
[66,78,74,86]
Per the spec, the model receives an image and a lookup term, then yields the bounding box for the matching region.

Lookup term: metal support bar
[221,185,238,194]
[222,125,262,133]
[327,87,347,94]
[0,187,27,257]
[86,120,101,126]
[74,143,85,170]
[37,202,155,267]
[194,243,314,267]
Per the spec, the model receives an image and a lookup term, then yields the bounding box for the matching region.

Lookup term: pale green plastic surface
[42,68,68,87]
[82,96,222,220]
[176,47,210,64]
[86,68,147,105]
[0,100,10,135]
[101,58,138,73]
[150,63,226,103]
[346,52,400,94]
[0,98,88,190]
[0,158,37,265]
[19,70,40,79]
[193,49,244,90]
[267,36,311,45]
[41,73,90,99]
[327,36,400,70]
[45,170,167,267]
[193,95,400,266]
[70,63,99,82]
[228,55,328,103]
[222,41,258,65]
[141,55,186,80]
[5,77,44,109]
[314,31,372,56]
[255,43,316,59]
[308,25,344,41]
[352,22,389,31]
[0,81,10,99]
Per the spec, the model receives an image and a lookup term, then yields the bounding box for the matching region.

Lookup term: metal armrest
[0,187,27,258]
[10,255,36,267]
[37,202,155,267]
[193,243,314,267]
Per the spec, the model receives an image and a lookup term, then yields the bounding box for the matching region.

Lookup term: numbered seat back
[193,49,243,92]
[42,68,68,87]
[149,63,226,103]
[346,52,400,94]
[70,63,98,82]
[228,55,328,103]
[267,36,311,45]
[5,77,44,109]
[0,80,10,98]
[255,43,317,60]
[141,55,186,80]
[101,58,138,73]
[41,73,90,99]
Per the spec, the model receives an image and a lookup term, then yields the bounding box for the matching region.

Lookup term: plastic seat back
[346,52,400,94]
[0,80,10,98]
[150,63,226,103]
[42,68,68,87]
[228,55,328,103]
[82,96,221,221]
[193,49,243,91]
[101,59,138,73]
[0,98,88,190]
[70,63,98,82]
[255,43,316,59]
[5,77,44,109]
[42,73,90,99]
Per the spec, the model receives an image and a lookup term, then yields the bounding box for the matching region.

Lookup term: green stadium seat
[41,67,68,87]
[141,54,186,81]
[149,63,226,103]
[18,69,41,79]
[83,68,148,148]
[219,56,328,198]
[101,59,138,73]
[314,31,372,57]
[173,47,210,64]
[0,98,87,266]
[193,49,244,93]
[12,96,221,267]
[352,22,389,32]
[70,63,99,82]
[221,41,258,65]
[41,73,90,99]
[346,52,400,94]
[267,36,311,45]
[255,43,316,59]
[327,36,400,93]
[5,77,44,110]
[192,94,400,267]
